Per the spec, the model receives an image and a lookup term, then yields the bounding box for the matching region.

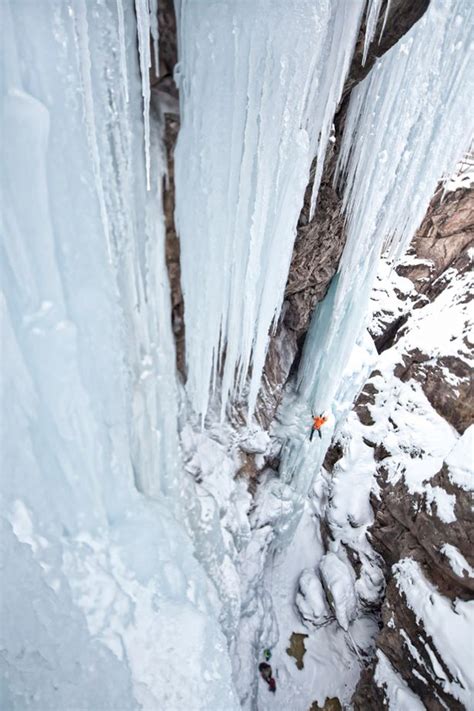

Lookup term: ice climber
[310,413,327,441]
[259,662,277,693]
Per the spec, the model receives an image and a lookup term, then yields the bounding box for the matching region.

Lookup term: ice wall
[0,1,238,708]
[278,0,473,502]
[174,0,366,420]
[298,0,473,424]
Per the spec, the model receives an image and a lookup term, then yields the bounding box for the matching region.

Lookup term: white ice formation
[174,0,366,420]
[2,0,473,708]
[292,0,474,486]
[1,1,238,708]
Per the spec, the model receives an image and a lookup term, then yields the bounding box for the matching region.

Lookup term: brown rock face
[371,466,474,598]
[391,189,474,434]
[309,698,342,711]
[396,188,474,298]
[349,187,474,708]
[395,348,473,435]
[163,114,186,377]
[284,145,346,340]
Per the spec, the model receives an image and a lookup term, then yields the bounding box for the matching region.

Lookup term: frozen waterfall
[2,0,473,707]
[299,0,474,417]
[0,1,238,708]
[174,0,366,421]
[281,0,474,497]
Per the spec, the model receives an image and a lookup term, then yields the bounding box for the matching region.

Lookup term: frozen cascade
[135,0,152,190]
[280,0,474,502]
[116,0,130,104]
[0,1,238,708]
[174,0,366,421]
[149,0,160,78]
[362,0,383,65]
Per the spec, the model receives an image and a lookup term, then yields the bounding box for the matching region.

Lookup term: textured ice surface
[298,0,474,417]
[174,0,365,420]
[0,2,238,708]
[280,0,474,509]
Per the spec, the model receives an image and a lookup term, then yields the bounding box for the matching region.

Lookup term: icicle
[362,0,383,66]
[116,0,129,103]
[73,0,113,262]
[149,0,160,78]
[298,0,474,418]
[379,0,391,43]
[135,0,151,190]
[174,0,365,421]
[308,0,366,220]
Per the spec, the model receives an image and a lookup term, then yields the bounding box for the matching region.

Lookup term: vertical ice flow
[0,3,240,709]
[149,0,160,77]
[74,0,113,261]
[293,0,473,488]
[362,0,383,65]
[174,0,365,421]
[116,0,130,103]
[135,0,152,189]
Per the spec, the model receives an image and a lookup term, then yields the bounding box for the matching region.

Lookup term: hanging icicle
[135,0,152,190]
[298,0,474,420]
[174,0,366,421]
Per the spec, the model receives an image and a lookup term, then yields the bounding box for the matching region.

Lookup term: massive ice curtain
[1,0,473,709]
[0,1,237,708]
[298,0,474,415]
[174,0,366,420]
[280,0,474,496]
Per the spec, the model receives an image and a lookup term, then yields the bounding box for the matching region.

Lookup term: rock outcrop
[346,185,474,709]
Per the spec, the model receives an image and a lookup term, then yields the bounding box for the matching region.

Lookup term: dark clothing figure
[259,663,276,693]
[259,662,272,682]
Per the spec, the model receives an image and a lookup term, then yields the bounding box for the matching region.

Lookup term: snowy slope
[260,196,473,710]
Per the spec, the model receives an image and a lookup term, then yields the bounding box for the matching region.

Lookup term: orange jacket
[313,415,327,430]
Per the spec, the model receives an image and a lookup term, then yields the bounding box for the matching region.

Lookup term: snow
[174,0,366,420]
[397,267,473,364]
[374,650,425,710]
[424,485,456,524]
[445,425,474,491]
[320,551,358,631]
[395,558,474,707]
[250,503,378,711]
[369,259,419,338]
[295,569,332,628]
[441,544,474,579]
[444,154,474,192]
